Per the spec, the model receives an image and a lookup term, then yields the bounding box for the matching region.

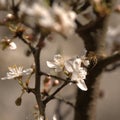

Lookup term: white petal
[71,71,79,81]
[39,18,54,27]
[46,61,56,68]
[53,114,57,120]
[73,58,82,71]
[7,72,15,76]
[64,61,73,72]
[18,67,23,72]
[9,42,17,50]
[77,79,88,91]
[78,68,87,79]
[23,68,33,75]
[1,76,14,80]
[8,67,14,72]
[1,77,8,80]
[38,116,44,120]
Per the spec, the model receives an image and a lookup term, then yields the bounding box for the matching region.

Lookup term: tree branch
[40,71,76,83]
[105,63,120,72]
[33,35,46,118]
[53,96,75,108]
[17,35,35,54]
[74,1,114,119]
[43,80,70,104]
[100,51,120,68]
[24,87,35,94]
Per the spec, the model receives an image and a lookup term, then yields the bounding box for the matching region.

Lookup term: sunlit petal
[73,58,82,71]
[53,114,57,120]
[77,79,88,91]
[9,42,17,50]
[46,61,56,68]
[64,60,73,72]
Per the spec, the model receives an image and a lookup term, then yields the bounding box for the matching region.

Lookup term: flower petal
[64,60,73,72]
[9,42,17,50]
[1,76,14,80]
[71,71,79,81]
[23,68,33,75]
[73,58,82,71]
[53,114,57,120]
[46,61,56,68]
[1,77,8,80]
[77,79,88,91]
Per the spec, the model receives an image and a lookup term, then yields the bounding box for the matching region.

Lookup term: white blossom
[52,4,77,35]
[47,54,89,91]
[20,3,54,27]
[1,65,33,80]
[19,2,76,35]
[65,57,89,91]
[46,54,64,72]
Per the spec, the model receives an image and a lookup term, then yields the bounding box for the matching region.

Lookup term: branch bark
[34,47,45,117]
[74,1,116,120]
[100,51,120,67]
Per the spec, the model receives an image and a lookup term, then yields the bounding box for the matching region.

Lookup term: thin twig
[99,51,120,68]
[18,35,35,54]
[40,71,76,83]
[43,80,70,104]
[53,96,75,108]
[41,91,75,108]
[105,63,120,72]
[24,87,35,94]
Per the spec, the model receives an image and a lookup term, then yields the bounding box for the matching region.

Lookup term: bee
[87,51,98,69]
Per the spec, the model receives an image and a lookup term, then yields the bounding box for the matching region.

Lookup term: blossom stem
[17,34,35,54]
[40,71,76,83]
[53,96,75,108]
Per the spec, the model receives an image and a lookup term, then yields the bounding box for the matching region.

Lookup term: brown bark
[74,1,114,119]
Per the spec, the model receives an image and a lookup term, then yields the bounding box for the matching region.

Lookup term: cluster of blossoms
[47,54,90,91]
[20,2,76,36]
[1,65,33,80]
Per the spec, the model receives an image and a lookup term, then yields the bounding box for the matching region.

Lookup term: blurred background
[0,0,120,120]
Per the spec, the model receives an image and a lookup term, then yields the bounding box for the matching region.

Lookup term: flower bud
[6,13,15,21]
[4,13,15,24]
[53,79,60,86]
[15,97,22,106]
[44,76,52,87]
